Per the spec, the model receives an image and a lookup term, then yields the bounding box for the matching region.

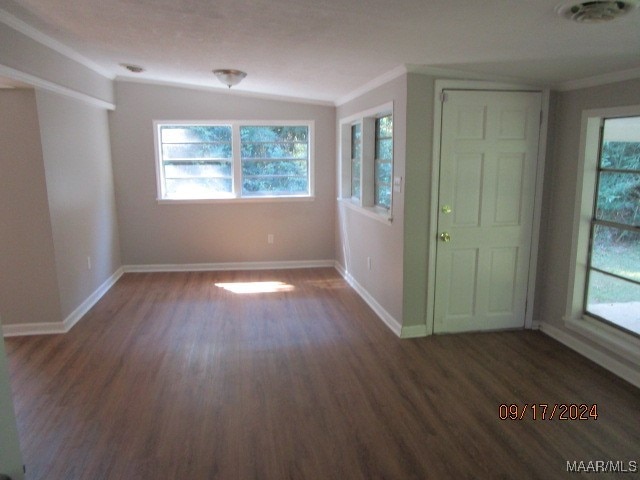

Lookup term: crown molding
[335,65,408,107]
[0,8,114,79]
[554,66,640,91]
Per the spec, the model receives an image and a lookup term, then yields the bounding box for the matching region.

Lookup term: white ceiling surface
[1,0,639,103]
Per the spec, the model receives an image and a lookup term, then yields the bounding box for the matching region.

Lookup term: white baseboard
[539,322,640,389]
[334,262,403,337]
[2,321,67,337]
[3,267,124,337]
[401,325,428,338]
[123,259,335,273]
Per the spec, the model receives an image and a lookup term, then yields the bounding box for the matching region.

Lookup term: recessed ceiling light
[556,0,638,23]
[120,63,145,73]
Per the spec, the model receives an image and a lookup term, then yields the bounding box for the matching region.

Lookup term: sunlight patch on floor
[214,281,295,294]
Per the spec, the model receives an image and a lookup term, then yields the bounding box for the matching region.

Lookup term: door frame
[426,80,551,335]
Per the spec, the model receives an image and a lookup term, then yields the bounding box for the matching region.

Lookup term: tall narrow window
[374,115,393,209]
[158,124,233,199]
[585,116,640,335]
[351,123,362,199]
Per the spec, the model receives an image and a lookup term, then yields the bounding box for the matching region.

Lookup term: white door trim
[426,80,550,335]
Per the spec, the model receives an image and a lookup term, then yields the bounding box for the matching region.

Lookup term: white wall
[109,81,336,265]
[36,90,121,319]
[336,74,408,326]
[0,89,62,327]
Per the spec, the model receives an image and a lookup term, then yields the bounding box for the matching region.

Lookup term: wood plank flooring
[5,268,639,479]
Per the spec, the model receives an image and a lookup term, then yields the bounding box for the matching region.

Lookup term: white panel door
[434,90,541,333]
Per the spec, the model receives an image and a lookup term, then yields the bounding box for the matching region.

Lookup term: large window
[585,116,640,335]
[155,122,313,201]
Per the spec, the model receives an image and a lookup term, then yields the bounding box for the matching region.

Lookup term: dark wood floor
[5,268,639,479]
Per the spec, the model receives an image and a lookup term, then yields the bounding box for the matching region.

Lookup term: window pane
[375,185,391,209]
[240,142,308,159]
[242,160,307,177]
[165,178,232,198]
[243,176,308,196]
[375,160,392,184]
[164,161,232,179]
[352,158,361,199]
[351,124,361,160]
[239,126,309,197]
[595,172,640,227]
[375,114,393,209]
[590,225,640,282]
[601,142,640,171]
[162,143,232,160]
[376,115,393,138]
[586,271,640,334]
[161,125,231,143]
[376,138,393,160]
[240,126,308,143]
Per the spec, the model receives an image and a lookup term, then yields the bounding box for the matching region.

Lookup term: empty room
[0,0,639,479]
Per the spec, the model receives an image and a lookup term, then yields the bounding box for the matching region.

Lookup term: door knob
[441,205,452,214]
[439,232,451,242]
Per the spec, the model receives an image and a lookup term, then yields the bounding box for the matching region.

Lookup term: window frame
[583,120,640,333]
[565,104,640,361]
[154,120,315,203]
[338,102,394,223]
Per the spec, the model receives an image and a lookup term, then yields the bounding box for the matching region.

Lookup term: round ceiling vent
[556,0,638,23]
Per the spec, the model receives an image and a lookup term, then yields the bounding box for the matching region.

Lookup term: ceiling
[1,0,639,103]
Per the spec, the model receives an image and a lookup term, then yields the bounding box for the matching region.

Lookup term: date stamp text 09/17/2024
[498,403,599,421]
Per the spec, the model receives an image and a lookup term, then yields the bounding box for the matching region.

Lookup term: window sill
[563,314,640,364]
[338,198,392,225]
[157,196,315,205]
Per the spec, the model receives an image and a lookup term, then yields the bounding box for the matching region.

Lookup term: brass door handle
[439,232,451,242]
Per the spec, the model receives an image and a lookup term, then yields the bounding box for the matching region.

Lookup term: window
[351,123,362,200]
[155,121,313,201]
[339,102,394,221]
[374,115,393,209]
[584,116,640,335]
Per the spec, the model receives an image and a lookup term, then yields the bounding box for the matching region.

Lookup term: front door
[434,90,542,333]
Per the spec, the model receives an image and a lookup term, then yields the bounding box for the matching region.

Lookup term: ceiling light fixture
[213,69,247,88]
[556,0,638,23]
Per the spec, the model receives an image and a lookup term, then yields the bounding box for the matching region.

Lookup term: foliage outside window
[155,122,312,201]
[351,123,361,199]
[585,116,640,335]
[375,115,393,209]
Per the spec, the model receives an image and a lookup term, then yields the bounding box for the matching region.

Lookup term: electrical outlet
[267,234,274,244]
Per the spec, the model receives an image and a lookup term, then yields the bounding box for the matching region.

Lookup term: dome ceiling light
[213,69,247,88]
[556,0,638,23]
